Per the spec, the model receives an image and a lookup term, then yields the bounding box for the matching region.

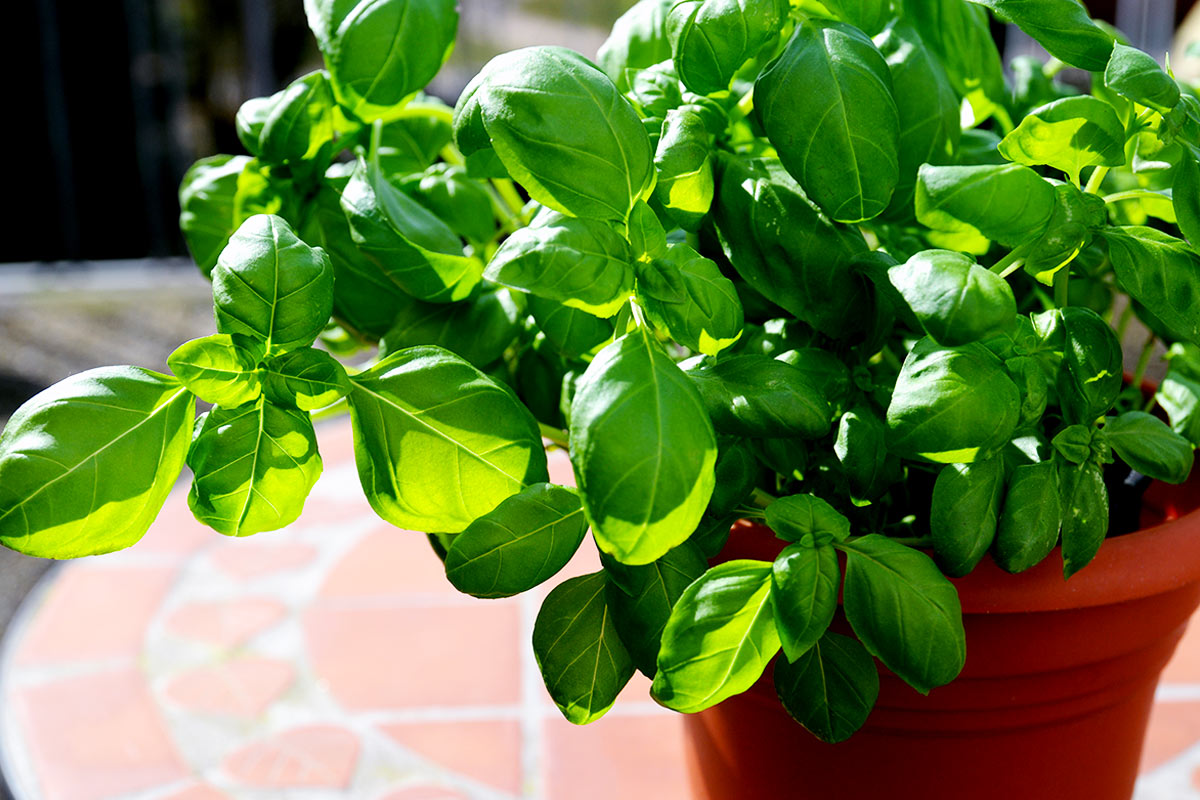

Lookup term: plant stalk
[538,423,569,448]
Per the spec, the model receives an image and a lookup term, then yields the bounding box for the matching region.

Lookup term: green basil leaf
[916,164,1056,247]
[533,571,635,724]
[168,334,263,408]
[305,0,458,123]
[375,104,454,176]
[994,461,1062,574]
[626,200,670,263]
[667,0,788,95]
[968,0,1114,72]
[778,348,854,408]
[834,406,896,501]
[261,348,352,411]
[1024,183,1106,284]
[597,0,676,90]
[1157,371,1200,446]
[1104,44,1181,113]
[570,329,717,564]
[640,244,743,356]
[399,163,496,245]
[0,368,195,558]
[1059,461,1108,579]
[179,155,251,278]
[528,296,615,360]
[1052,424,1097,465]
[755,19,900,223]
[654,108,715,232]
[232,160,298,236]
[187,399,322,537]
[347,346,549,533]
[1104,411,1194,484]
[1173,153,1200,249]
[887,339,1021,464]
[687,355,830,439]
[839,534,965,694]
[341,157,484,303]
[1057,306,1122,424]
[1101,227,1200,346]
[930,457,1004,577]
[457,46,654,222]
[626,60,684,119]
[774,631,879,744]
[764,494,851,543]
[709,438,760,514]
[651,560,780,712]
[771,541,840,661]
[998,96,1126,183]
[486,211,633,317]
[820,0,891,33]
[380,288,523,368]
[243,71,336,167]
[445,483,588,598]
[887,250,1016,346]
[902,0,1007,126]
[602,541,708,676]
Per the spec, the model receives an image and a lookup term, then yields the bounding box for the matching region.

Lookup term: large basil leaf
[528,296,615,360]
[341,157,483,303]
[774,632,879,743]
[0,368,195,558]
[445,483,588,598]
[304,0,458,123]
[1158,372,1200,446]
[654,108,715,231]
[168,334,263,408]
[602,541,708,677]
[819,0,891,33]
[771,541,839,661]
[1024,183,1106,284]
[533,572,635,724]
[652,560,780,712]
[486,211,633,317]
[379,288,522,368]
[1059,461,1108,579]
[667,0,788,96]
[640,244,743,356]
[1104,44,1180,114]
[1101,227,1200,346]
[625,60,684,120]
[994,461,1062,574]
[454,47,654,222]
[755,19,900,223]
[887,250,1016,346]
[179,155,250,277]
[213,214,334,353]
[930,457,1004,577]
[596,0,676,89]
[708,438,760,515]
[570,329,717,564]
[916,164,1056,247]
[887,339,1020,464]
[1057,307,1122,425]
[998,97,1126,183]
[835,407,895,501]
[687,355,830,439]
[1104,411,1194,484]
[839,535,965,694]
[968,0,1114,72]
[261,348,352,411]
[240,71,335,167]
[902,0,1006,125]
[347,346,548,533]
[1174,153,1200,249]
[188,399,322,537]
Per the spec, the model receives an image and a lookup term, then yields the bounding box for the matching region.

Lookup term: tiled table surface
[2,419,1199,800]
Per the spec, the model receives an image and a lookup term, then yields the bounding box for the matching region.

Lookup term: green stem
[630,297,649,328]
[1115,302,1136,340]
[1131,331,1158,390]
[1053,264,1070,308]
[1084,166,1110,195]
[1043,58,1066,78]
[990,244,1030,277]
[538,422,569,448]
[311,397,351,423]
[394,102,455,126]
[1103,189,1161,205]
[369,118,384,171]
[492,179,526,218]
[439,144,465,167]
[880,536,934,548]
[750,488,777,509]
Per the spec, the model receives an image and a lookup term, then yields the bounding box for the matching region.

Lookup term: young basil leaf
[1100,227,1200,346]
[1057,307,1122,425]
[570,329,717,564]
[1103,411,1195,484]
[596,0,676,90]
[626,60,684,120]
[902,0,1007,125]
[1024,183,1106,284]
[640,244,743,356]
[667,0,788,96]
[0,368,195,558]
[445,483,588,598]
[305,0,458,123]
[602,540,708,677]
[1157,371,1200,446]
[486,211,633,318]
[930,457,1004,577]
[778,348,854,409]
[687,355,830,439]
[1104,44,1181,113]
[243,71,336,167]
[1059,461,1109,579]
[399,164,496,245]
[711,155,872,339]
[233,159,296,226]
[651,560,780,712]
[915,164,1056,247]
[820,0,891,34]
[764,494,851,544]
[967,0,1114,72]
[998,97,1126,183]
[887,339,1021,464]
[1173,152,1200,249]
[771,541,840,661]
[213,214,334,354]
[455,47,655,222]
[261,348,352,411]
[375,103,455,176]
[774,631,879,743]
[839,535,966,694]
[168,334,262,408]
[1007,356,1050,428]
[528,296,615,360]
[1052,424,1098,465]
[341,157,484,303]
[755,19,900,223]
[994,461,1062,574]
[380,288,523,368]
[179,155,251,277]
[626,201,670,263]
[654,108,715,232]
[709,438,760,514]
[347,346,549,533]
[887,250,1016,346]
[235,95,271,156]
[835,407,896,501]
[188,398,322,537]
[533,571,635,724]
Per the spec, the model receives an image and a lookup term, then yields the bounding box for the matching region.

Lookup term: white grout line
[1155,684,1200,702]
[519,591,544,800]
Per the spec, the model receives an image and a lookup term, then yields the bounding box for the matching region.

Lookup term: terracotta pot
[684,478,1200,800]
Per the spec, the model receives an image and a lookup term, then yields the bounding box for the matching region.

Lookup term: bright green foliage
[1105,44,1181,113]
[916,164,1056,247]
[667,0,788,95]
[1059,462,1109,579]
[771,541,840,661]
[400,164,496,244]
[994,461,1062,574]
[261,348,352,411]
[179,155,251,277]
[237,71,336,167]
[888,250,1016,346]
[835,407,895,501]
[930,458,1005,577]
[1104,412,1195,484]
[168,334,263,408]
[528,296,615,359]
[765,494,851,544]
[1057,307,1123,425]
[380,288,523,368]
[774,632,879,743]
[902,0,1007,124]
[596,0,675,89]
[687,356,829,439]
[654,108,715,231]
[1102,227,1200,346]
[639,244,743,355]
[999,97,1126,183]
[1174,154,1200,248]
[1158,371,1200,445]
[968,0,1114,72]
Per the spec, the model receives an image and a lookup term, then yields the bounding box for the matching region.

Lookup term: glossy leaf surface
[930,457,1004,577]
[916,164,1056,247]
[994,461,1062,574]
[774,632,879,743]
[687,355,829,439]
[998,97,1126,183]
[771,542,840,661]
[262,348,352,411]
[168,334,263,408]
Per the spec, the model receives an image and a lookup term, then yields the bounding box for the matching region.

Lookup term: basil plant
[4,0,1200,744]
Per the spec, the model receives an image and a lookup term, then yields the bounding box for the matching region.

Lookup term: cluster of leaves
[4,0,1200,744]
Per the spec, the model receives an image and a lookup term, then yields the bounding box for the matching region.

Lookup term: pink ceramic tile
[165,598,287,648]
[318,524,462,599]
[1141,701,1200,772]
[1162,619,1200,684]
[223,725,360,788]
[165,657,295,717]
[543,714,690,800]
[137,492,219,555]
[303,604,521,708]
[380,720,522,793]
[158,784,232,800]
[379,787,469,800]
[17,565,175,665]
[17,668,187,800]
[313,419,357,466]
[546,447,576,488]
[209,541,317,579]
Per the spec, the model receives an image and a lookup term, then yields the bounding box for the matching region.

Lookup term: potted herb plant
[4,0,1200,798]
